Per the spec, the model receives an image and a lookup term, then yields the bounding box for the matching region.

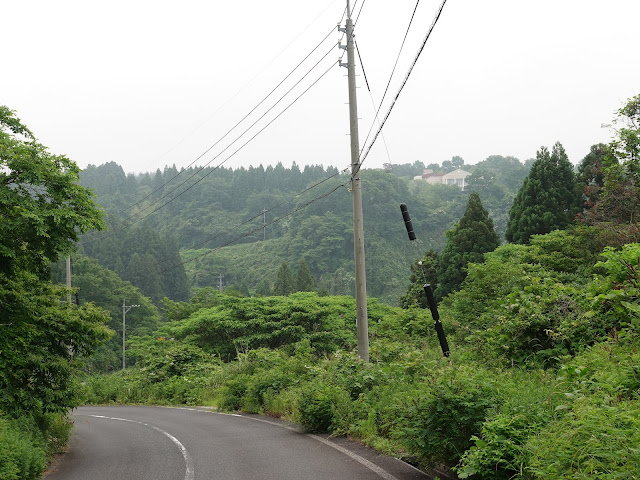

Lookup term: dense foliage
[82,229,640,480]
[78,156,530,305]
[435,192,499,299]
[0,107,104,275]
[0,107,110,478]
[581,94,640,224]
[51,254,162,372]
[506,142,579,244]
[80,219,189,303]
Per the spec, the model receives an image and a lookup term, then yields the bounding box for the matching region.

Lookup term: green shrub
[456,370,558,479]
[526,227,603,276]
[397,366,499,466]
[591,244,640,333]
[0,415,46,480]
[217,374,251,411]
[526,397,640,479]
[296,381,351,433]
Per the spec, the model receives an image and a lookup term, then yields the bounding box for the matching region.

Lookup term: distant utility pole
[66,256,72,304]
[122,300,140,370]
[340,0,369,361]
[262,208,267,241]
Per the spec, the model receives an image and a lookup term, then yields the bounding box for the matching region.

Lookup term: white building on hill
[413,168,471,190]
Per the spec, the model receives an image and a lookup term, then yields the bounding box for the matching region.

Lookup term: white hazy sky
[2,0,639,174]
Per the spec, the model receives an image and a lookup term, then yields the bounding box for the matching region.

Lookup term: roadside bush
[0,415,45,480]
[456,370,558,479]
[296,381,351,433]
[478,279,591,367]
[397,366,499,466]
[526,397,640,479]
[0,412,70,480]
[217,374,251,411]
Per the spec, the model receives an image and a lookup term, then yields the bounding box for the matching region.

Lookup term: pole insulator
[423,283,450,357]
[400,203,416,241]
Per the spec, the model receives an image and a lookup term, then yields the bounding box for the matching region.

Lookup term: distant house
[414,168,471,190]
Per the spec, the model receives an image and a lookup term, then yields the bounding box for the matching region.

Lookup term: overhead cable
[356,0,448,174]
[116,26,339,219]
[130,59,338,226]
[359,0,421,156]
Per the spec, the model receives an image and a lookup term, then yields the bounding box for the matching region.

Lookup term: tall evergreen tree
[435,192,499,299]
[505,142,579,244]
[255,279,272,296]
[273,261,294,296]
[295,257,316,292]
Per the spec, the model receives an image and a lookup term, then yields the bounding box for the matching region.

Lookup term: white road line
[170,408,401,480]
[308,434,400,480]
[84,415,195,480]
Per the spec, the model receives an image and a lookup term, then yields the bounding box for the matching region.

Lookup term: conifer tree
[295,257,316,292]
[273,261,294,296]
[505,142,579,244]
[435,192,499,299]
[255,279,272,296]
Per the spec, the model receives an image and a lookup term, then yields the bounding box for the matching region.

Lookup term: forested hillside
[78,155,531,305]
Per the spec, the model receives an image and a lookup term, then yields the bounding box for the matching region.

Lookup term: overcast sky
[2,0,639,174]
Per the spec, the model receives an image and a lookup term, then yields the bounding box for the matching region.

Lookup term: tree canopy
[0,106,110,415]
[273,261,294,296]
[295,257,316,292]
[581,95,640,224]
[0,106,104,274]
[436,192,499,299]
[505,142,579,244]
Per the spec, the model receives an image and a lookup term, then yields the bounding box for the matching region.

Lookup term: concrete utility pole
[66,256,72,304]
[262,208,267,241]
[340,0,369,361]
[122,300,140,370]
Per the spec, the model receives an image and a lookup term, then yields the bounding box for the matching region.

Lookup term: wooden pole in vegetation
[341,0,369,361]
[66,256,72,304]
[122,300,140,370]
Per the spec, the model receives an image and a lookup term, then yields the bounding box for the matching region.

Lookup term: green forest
[76,149,532,305]
[1,93,640,480]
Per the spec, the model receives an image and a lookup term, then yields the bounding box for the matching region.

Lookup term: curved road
[47,406,430,480]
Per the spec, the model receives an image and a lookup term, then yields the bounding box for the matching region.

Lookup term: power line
[359,0,421,156]
[80,39,341,248]
[124,0,344,176]
[355,40,393,166]
[129,59,339,226]
[357,0,449,174]
[150,165,349,269]
[112,26,340,221]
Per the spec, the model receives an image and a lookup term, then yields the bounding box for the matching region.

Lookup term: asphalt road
[47,406,431,480]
